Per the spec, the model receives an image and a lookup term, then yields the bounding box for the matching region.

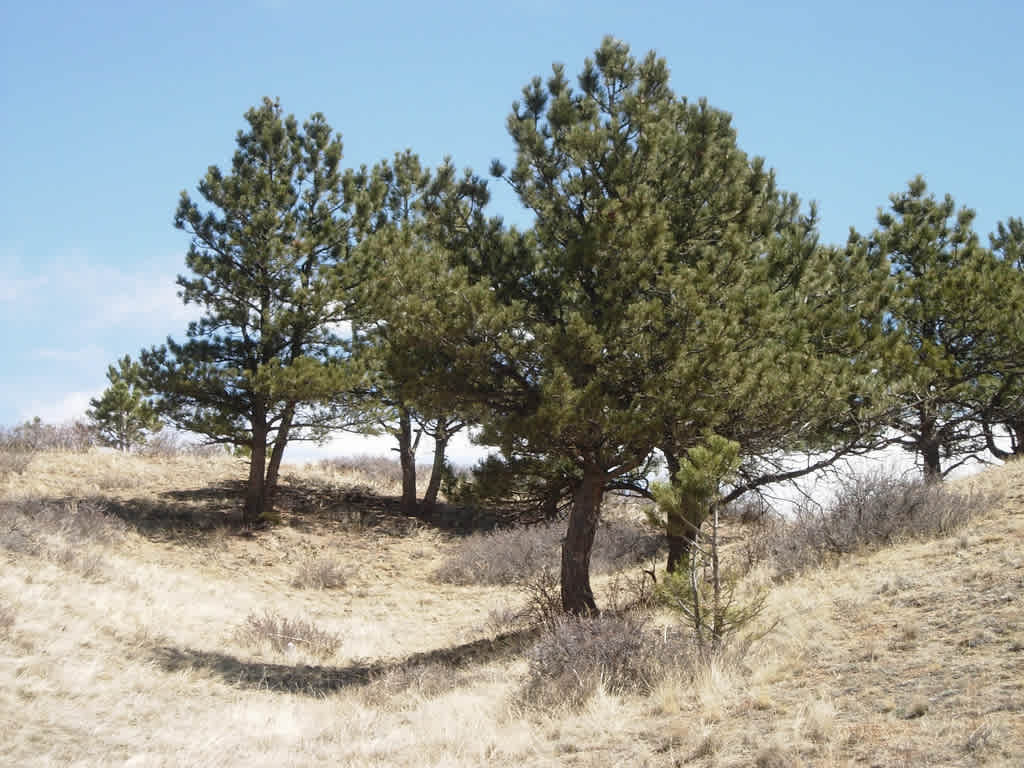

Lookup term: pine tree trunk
[397,406,419,516]
[262,402,295,519]
[244,408,268,527]
[919,411,942,482]
[561,461,605,615]
[422,431,448,511]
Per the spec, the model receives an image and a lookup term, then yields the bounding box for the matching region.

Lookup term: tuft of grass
[235,610,342,660]
[801,697,837,744]
[362,661,464,705]
[904,694,930,719]
[0,598,14,638]
[755,744,801,768]
[0,449,34,481]
[291,557,347,590]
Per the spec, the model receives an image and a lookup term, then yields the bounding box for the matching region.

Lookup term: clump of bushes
[235,610,342,660]
[0,418,95,454]
[434,517,661,586]
[520,612,687,709]
[137,430,227,458]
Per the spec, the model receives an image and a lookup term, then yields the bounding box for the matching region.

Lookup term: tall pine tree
[978,217,1024,459]
[383,39,888,611]
[859,178,1007,479]
[141,98,361,524]
[348,150,490,514]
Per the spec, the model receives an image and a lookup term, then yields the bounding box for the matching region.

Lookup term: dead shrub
[236,610,342,660]
[520,613,687,709]
[760,470,989,580]
[435,523,558,586]
[434,518,661,586]
[515,566,563,631]
[291,557,347,590]
[0,502,41,555]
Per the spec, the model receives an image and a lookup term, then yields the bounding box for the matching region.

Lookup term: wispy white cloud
[17,390,98,424]
[1,247,197,334]
[31,344,107,365]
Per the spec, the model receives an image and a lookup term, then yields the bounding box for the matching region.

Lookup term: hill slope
[0,451,1021,766]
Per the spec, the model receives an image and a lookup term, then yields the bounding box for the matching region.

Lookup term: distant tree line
[81,38,1023,614]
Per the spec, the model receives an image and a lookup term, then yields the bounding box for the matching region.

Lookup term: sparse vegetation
[5,31,1024,765]
[0,449,1021,766]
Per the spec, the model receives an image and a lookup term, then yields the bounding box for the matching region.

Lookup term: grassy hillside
[0,451,1021,766]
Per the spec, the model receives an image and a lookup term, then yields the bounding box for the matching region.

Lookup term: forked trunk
[263,402,295,519]
[561,461,605,615]
[422,432,448,511]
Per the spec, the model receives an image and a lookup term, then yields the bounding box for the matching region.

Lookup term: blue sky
[2,0,1022,462]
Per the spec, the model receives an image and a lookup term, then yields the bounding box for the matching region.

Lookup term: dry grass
[0,448,1021,766]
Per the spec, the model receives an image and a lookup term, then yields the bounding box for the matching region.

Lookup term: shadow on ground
[25,476,509,544]
[150,626,541,696]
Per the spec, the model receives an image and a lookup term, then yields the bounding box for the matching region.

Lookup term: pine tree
[860,178,1008,479]
[385,38,888,612]
[87,355,162,452]
[347,150,489,514]
[978,217,1024,459]
[141,98,360,524]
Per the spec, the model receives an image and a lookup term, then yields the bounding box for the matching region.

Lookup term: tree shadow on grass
[35,475,508,546]
[150,625,541,696]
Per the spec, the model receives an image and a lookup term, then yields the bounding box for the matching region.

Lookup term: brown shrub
[291,557,347,590]
[235,610,342,660]
[434,518,661,586]
[520,613,688,709]
[747,470,990,580]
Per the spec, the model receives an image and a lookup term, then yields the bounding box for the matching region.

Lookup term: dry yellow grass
[1,449,1022,766]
